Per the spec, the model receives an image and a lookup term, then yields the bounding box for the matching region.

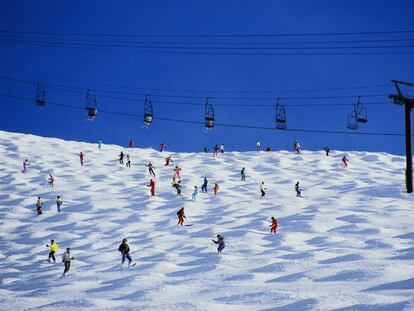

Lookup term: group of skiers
[258,180,303,198]
[213,144,225,157]
[119,151,131,167]
[35,196,64,215]
[42,238,137,276]
[255,141,274,152]
[44,240,74,276]
[43,212,277,276]
[30,140,348,213]
[24,138,353,276]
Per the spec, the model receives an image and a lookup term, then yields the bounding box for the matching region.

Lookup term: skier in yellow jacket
[46,240,58,263]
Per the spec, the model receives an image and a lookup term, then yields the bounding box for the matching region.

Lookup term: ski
[246,230,269,236]
[38,259,56,263]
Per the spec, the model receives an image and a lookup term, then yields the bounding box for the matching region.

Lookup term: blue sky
[0,1,413,154]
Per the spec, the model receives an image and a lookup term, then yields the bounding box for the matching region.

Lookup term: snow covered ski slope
[0,130,413,310]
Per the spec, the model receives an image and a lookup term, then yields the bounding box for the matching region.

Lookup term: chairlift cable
[1,39,414,56]
[1,28,414,38]
[0,91,406,137]
[0,74,390,102]
[0,66,394,95]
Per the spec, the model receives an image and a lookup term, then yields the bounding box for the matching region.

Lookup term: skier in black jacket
[118,239,133,266]
[212,234,225,253]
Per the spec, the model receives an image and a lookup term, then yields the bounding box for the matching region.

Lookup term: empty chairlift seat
[205,98,215,129]
[85,89,98,120]
[276,100,287,130]
[143,95,153,127]
[35,83,46,106]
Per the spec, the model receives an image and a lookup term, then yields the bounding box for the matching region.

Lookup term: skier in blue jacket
[201,177,208,193]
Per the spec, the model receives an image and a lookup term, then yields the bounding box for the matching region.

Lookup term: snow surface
[0,130,413,311]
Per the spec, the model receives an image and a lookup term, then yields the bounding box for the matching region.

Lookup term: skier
[62,248,74,277]
[220,144,225,154]
[48,174,54,187]
[295,181,302,197]
[56,196,63,213]
[201,177,208,193]
[260,182,267,197]
[147,179,156,196]
[165,155,173,166]
[192,186,198,201]
[172,178,182,195]
[256,140,261,151]
[98,140,102,149]
[159,142,166,152]
[125,155,131,167]
[270,217,278,234]
[118,238,134,267]
[145,162,156,177]
[22,159,29,173]
[128,139,134,149]
[79,152,84,166]
[46,240,58,263]
[212,234,225,253]
[342,155,349,167]
[213,144,219,157]
[294,141,301,154]
[213,182,219,195]
[36,197,43,215]
[241,167,246,181]
[173,166,181,180]
[177,207,186,225]
[324,147,330,156]
[119,151,124,164]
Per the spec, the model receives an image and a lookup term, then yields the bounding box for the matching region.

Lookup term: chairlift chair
[275,99,287,130]
[35,83,46,106]
[354,97,367,123]
[85,89,98,120]
[143,95,154,127]
[205,98,215,129]
[347,111,358,130]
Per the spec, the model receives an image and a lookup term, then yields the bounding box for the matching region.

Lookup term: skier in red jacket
[270,217,278,234]
[79,152,84,166]
[147,179,155,196]
[165,155,173,166]
[342,155,349,167]
[177,207,186,225]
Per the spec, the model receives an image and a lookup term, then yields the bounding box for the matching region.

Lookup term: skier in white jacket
[62,248,74,276]
[260,182,267,197]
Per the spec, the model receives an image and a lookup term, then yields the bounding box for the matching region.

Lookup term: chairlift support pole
[390,80,414,193]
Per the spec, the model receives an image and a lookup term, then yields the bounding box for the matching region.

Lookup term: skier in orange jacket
[270,217,278,234]
[173,166,182,180]
[177,207,186,225]
[213,182,219,195]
